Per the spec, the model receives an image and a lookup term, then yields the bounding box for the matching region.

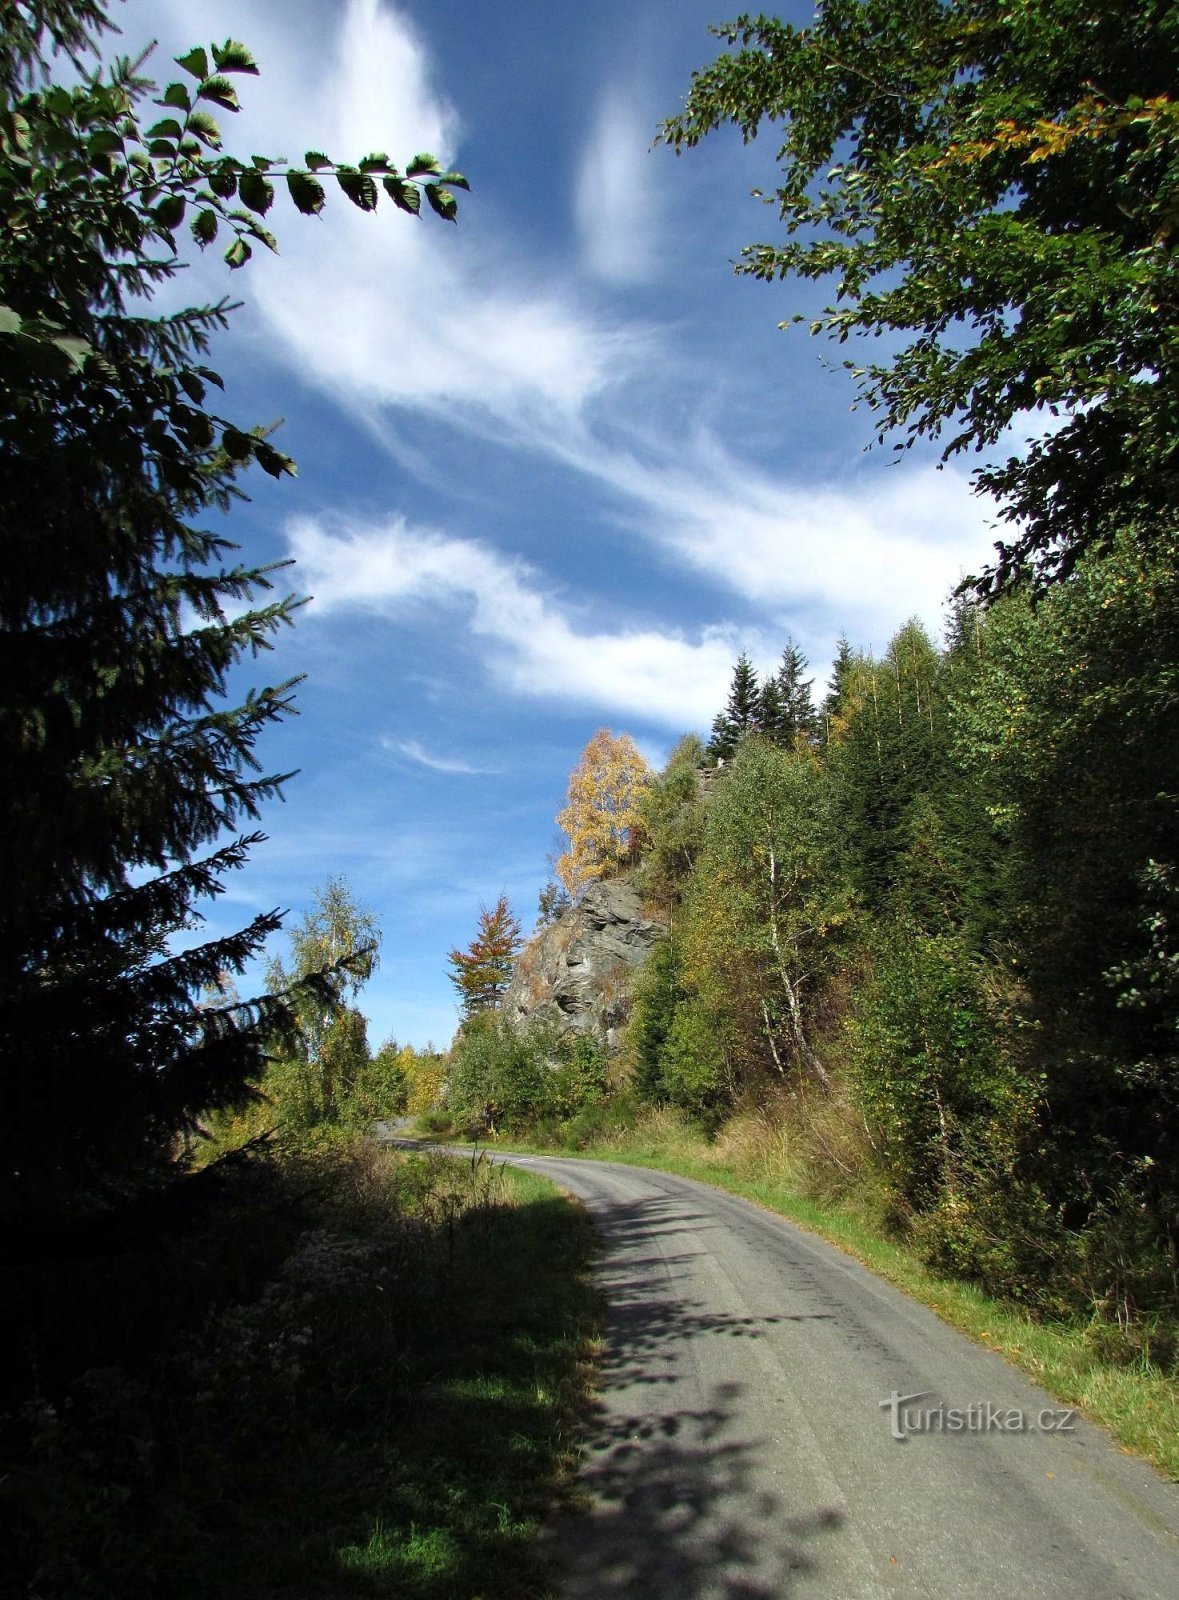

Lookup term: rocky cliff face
[503,877,666,1049]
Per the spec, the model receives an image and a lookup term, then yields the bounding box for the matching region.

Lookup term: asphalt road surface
[483,1152,1179,1600]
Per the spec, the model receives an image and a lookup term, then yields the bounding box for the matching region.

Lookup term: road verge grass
[430,1112,1179,1481]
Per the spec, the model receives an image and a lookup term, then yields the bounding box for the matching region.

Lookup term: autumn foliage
[447,894,523,1019]
[555,729,651,900]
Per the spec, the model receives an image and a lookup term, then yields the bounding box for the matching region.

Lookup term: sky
[111,0,1002,1048]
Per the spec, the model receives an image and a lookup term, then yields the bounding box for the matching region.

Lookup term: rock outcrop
[504,877,667,1049]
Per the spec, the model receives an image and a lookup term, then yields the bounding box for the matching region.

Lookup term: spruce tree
[707,652,760,762]
[0,10,466,1218]
[770,640,818,749]
[822,634,856,740]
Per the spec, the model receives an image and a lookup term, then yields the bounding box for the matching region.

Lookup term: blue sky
[115,0,1000,1048]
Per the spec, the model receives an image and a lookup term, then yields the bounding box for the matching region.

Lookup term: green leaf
[175,46,210,80]
[88,128,124,156]
[304,150,331,171]
[155,194,187,230]
[286,171,325,215]
[177,369,207,403]
[359,152,391,173]
[197,365,225,389]
[50,335,91,372]
[198,75,240,113]
[238,168,274,215]
[383,176,420,214]
[188,108,222,148]
[211,39,259,74]
[406,152,440,177]
[337,169,378,211]
[221,426,254,461]
[162,82,191,111]
[191,208,219,247]
[249,222,279,253]
[224,237,251,269]
[146,118,184,141]
[208,160,238,198]
[0,305,23,334]
[3,111,30,151]
[148,139,177,158]
[436,170,470,191]
[255,442,296,478]
[424,184,458,222]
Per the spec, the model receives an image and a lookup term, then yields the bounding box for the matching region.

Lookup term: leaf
[191,208,219,247]
[177,369,207,403]
[436,169,470,191]
[50,335,91,372]
[146,118,184,141]
[406,152,440,177]
[197,365,225,389]
[358,152,391,173]
[221,426,254,461]
[154,194,186,231]
[188,108,222,148]
[238,168,274,215]
[198,75,240,113]
[212,39,259,75]
[88,128,124,156]
[424,184,457,222]
[383,176,420,214]
[248,222,279,253]
[4,111,30,151]
[224,237,251,269]
[255,442,296,478]
[162,82,191,111]
[208,160,238,198]
[175,46,210,80]
[286,171,325,215]
[0,305,22,334]
[336,169,378,211]
[304,150,331,171]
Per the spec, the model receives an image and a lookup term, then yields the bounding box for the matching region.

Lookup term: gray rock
[504,877,667,1050]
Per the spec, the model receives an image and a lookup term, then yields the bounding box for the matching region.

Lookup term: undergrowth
[2,1136,599,1598]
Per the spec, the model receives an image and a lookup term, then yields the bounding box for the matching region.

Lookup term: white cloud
[288,514,747,730]
[575,81,659,283]
[385,738,501,776]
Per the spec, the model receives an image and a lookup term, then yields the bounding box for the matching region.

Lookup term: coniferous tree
[769,640,818,749]
[0,9,466,1217]
[447,896,523,1019]
[822,634,856,742]
[707,652,760,762]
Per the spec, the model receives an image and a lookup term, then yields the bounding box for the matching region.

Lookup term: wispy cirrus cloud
[575,79,661,284]
[288,513,750,730]
[384,738,502,776]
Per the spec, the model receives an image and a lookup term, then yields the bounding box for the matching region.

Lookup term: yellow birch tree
[555,730,651,899]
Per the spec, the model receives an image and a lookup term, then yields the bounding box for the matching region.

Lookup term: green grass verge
[431,1120,1179,1482]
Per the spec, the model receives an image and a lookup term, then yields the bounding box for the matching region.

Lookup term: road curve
[486,1152,1179,1600]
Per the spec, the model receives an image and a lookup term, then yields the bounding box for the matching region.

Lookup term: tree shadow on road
[545,1192,848,1599]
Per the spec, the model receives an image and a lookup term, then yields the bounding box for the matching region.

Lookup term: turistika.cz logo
[880,1391,1077,1441]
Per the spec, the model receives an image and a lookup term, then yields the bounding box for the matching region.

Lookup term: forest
[3,0,1178,1591]
[443,542,1179,1358]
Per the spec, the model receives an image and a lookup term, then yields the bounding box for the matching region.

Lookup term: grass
[426,1108,1179,1482]
[2,1139,601,1600]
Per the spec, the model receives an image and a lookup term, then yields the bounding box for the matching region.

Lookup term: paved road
[479,1152,1179,1600]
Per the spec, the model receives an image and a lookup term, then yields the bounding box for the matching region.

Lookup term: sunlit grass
[442,1110,1179,1482]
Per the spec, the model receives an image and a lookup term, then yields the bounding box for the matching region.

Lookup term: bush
[446,1015,609,1135]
